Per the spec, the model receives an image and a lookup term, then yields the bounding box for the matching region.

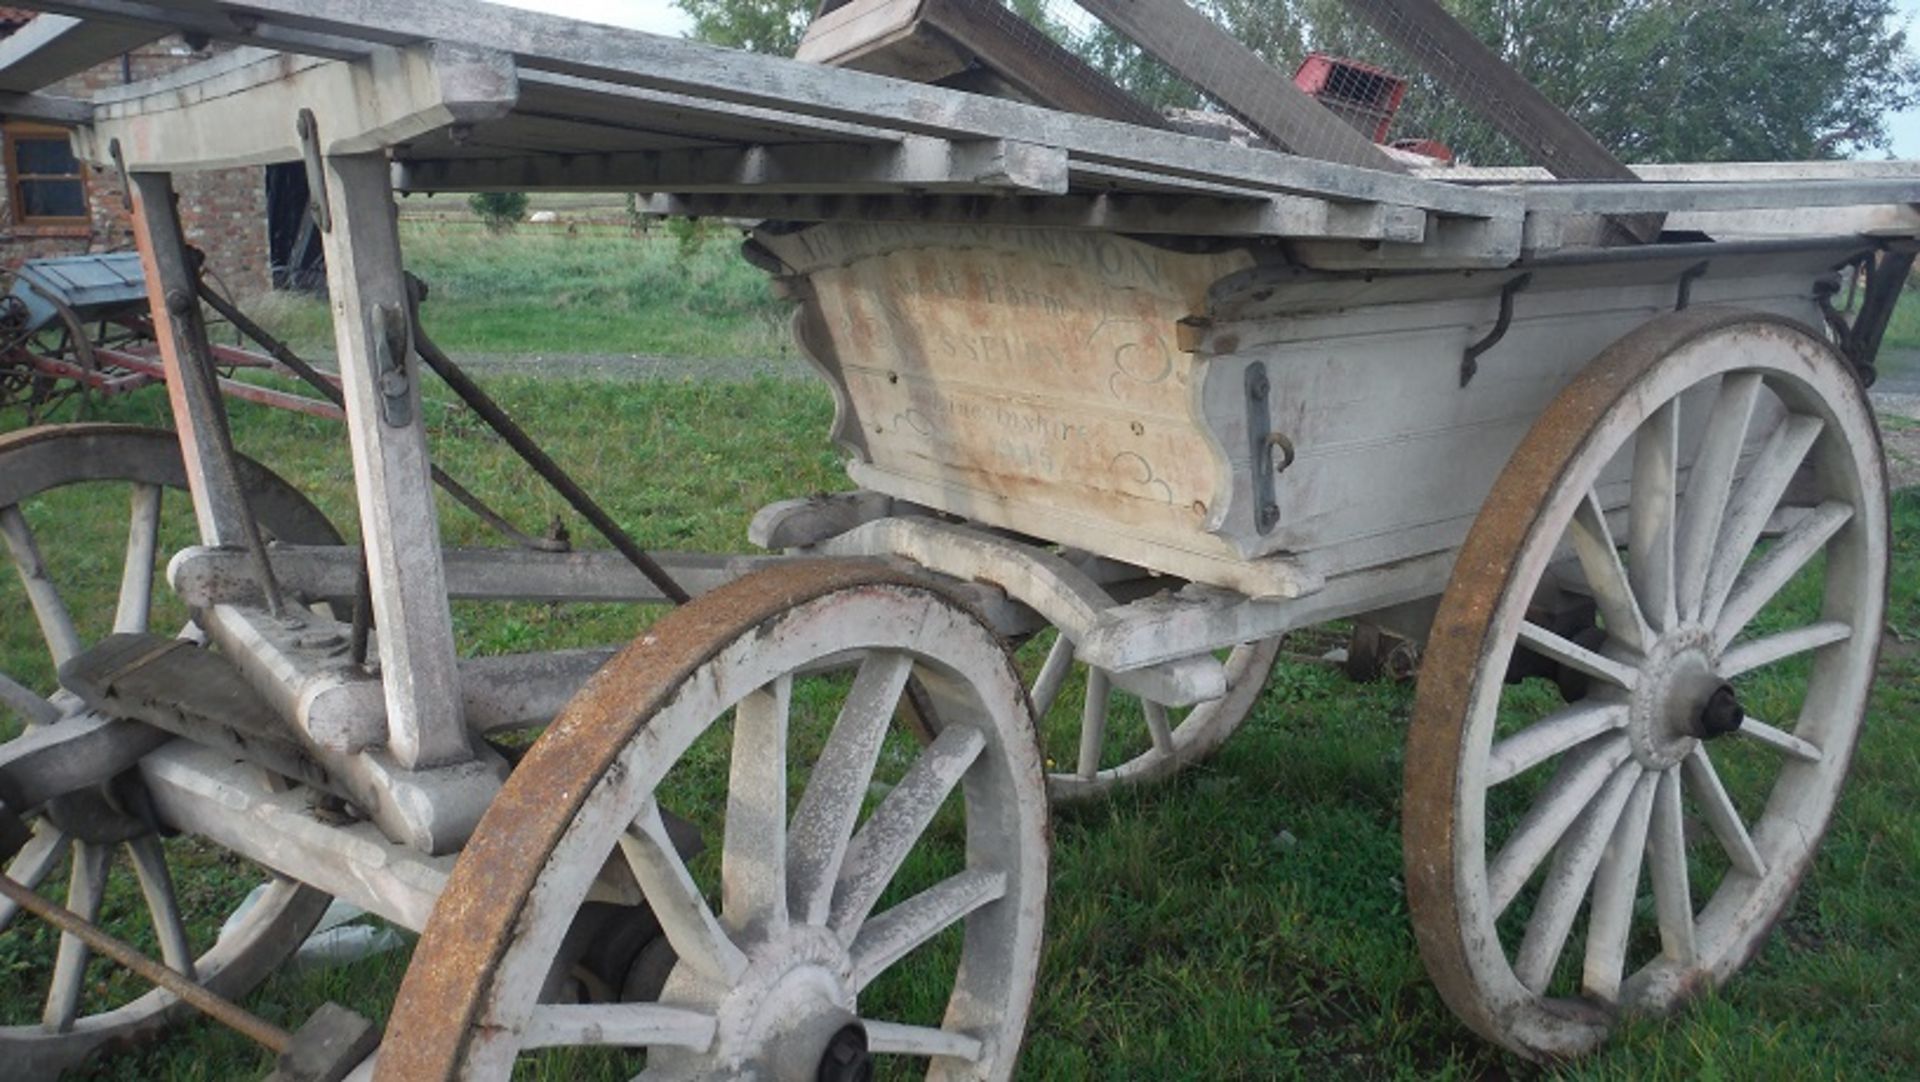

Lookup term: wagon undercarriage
[0,0,1915,1077]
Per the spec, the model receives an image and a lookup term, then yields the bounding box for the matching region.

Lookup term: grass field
[239,217,794,364]
[4,216,1919,1077]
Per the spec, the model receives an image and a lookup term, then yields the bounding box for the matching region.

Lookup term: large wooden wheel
[385,561,1048,1080]
[0,424,337,1078]
[1405,310,1888,1059]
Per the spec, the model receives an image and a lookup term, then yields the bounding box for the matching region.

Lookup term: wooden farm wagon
[0,0,1916,1077]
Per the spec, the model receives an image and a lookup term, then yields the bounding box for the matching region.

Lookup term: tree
[677,0,814,54]
[468,191,529,231]
[1206,0,1920,163]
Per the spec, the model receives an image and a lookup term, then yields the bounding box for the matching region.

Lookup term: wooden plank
[0,90,90,125]
[643,190,1427,242]
[397,136,1069,195]
[316,151,468,771]
[1070,0,1399,171]
[38,0,1507,218]
[76,42,517,171]
[0,14,159,93]
[1520,178,1920,216]
[921,0,1164,127]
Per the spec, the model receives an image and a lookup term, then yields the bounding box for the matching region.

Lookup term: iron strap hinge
[1459,272,1532,388]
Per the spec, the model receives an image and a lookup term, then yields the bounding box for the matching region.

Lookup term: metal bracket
[1459,272,1532,387]
[295,108,331,233]
[1245,361,1280,534]
[371,302,412,427]
[1674,261,1709,310]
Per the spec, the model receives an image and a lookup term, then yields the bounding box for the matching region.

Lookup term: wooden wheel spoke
[1142,701,1176,756]
[1734,715,1823,764]
[1569,491,1651,654]
[1718,621,1851,678]
[0,827,70,932]
[0,670,63,728]
[1682,746,1767,877]
[1028,635,1075,720]
[126,835,196,980]
[519,1003,717,1051]
[1,504,84,669]
[620,804,748,985]
[1629,398,1680,632]
[113,483,165,635]
[831,725,984,937]
[45,840,112,1032]
[1582,771,1658,1003]
[1714,500,1851,649]
[788,652,914,927]
[1516,622,1638,691]
[722,675,792,937]
[848,868,1006,989]
[1488,734,1632,916]
[1487,701,1628,787]
[1646,769,1696,964]
[1699,414,1824,627]
[1513,761,1644,993]
[1074,668,1111,779]
[1674,372,1763,623]
[863,1019,985,1061]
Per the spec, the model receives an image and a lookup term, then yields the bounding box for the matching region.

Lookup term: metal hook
[1675,261,1709,311]
[1460,272,1532,387]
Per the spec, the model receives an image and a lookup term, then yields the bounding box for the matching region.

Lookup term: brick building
[0,8,273,292]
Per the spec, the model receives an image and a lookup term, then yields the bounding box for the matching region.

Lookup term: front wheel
[384,561,1049,1079]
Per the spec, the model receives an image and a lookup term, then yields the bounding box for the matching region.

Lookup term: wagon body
[771,222,1859,597]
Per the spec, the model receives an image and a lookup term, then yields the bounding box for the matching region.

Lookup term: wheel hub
[1628,626,1727,769]
[679,924,859,1079]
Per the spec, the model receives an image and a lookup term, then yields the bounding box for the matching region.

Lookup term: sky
[490,0,1920,161]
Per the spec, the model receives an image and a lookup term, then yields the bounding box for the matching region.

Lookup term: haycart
[0,0,1916,1077]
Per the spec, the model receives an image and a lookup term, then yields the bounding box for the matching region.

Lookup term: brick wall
[1,27,271,293]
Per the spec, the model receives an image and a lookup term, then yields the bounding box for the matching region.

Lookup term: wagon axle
[1695,684,1745,740]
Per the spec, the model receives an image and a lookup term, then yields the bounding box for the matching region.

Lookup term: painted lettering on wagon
[893,393,1089,480]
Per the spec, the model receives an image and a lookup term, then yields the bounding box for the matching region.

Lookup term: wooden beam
[396,136,1069,194]
[0,90,90,125]
[640,190,1435,245]
[0,14,159,93]
[34,0,1506,218]
[1518,177,1920,216]
[1069,0,1401,172]
[316,151,469,770]
[800,0,1165,128]
[75,42,517,170]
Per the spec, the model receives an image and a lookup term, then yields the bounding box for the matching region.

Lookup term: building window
[4,123,88,226]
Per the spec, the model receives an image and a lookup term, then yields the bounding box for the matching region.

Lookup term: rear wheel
[1405,311,1887,1058]
[0,423,337,1077]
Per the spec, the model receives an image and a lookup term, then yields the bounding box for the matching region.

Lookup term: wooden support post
[316,150,469,770]
[127,172,285,614]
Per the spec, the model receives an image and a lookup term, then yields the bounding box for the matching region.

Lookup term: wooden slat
[642,189,1426,241]
[0,90,90,124]
[398,136,1068,195]
[1070,0,1400,171]
[0,14,159,93]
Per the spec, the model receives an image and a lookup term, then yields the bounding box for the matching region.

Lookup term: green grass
[241,218,794,362]
[2,372,1918,1079]
[1876,283,1920,354]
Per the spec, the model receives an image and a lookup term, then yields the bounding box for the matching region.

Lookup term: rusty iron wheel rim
[384,561,1048,1080]
[1405,310,1888,1060]
[0,423,336,1077]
